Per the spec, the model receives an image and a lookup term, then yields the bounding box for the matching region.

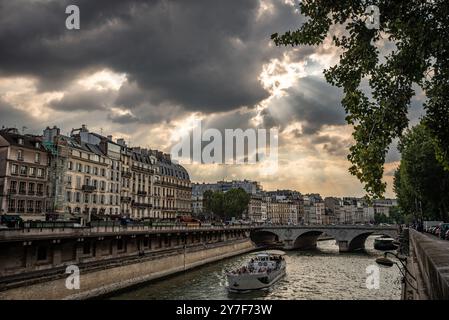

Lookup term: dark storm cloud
[261,76,346,134]
[49,89,113,111]
[0,0,306,113]
[108,111,138,124]
[0,98,42,132]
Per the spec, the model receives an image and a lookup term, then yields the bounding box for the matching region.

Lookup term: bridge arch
[256,226,398,252]
[250,230,280,247]
[293,230,330,250]
[347,230,397,251]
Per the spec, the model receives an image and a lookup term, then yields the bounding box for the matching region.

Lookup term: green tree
[394,124,449,221]
[203,190,214,214]
[388,206,405,224]
[223,188,250,220]
[210,191,225,218]
[374,212,389,224]
[272,1,449,198]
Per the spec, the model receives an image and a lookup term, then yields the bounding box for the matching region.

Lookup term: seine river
[109,236,402,300]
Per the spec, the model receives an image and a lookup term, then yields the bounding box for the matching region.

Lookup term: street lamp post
[375,251,417,292]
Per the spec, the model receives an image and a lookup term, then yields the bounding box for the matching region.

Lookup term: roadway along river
[108,236,402,300]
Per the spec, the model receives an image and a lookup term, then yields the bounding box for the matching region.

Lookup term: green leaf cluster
[272,1,449,198]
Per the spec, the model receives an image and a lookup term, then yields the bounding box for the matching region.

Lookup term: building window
[35,201,42,212]
[11,164,18,175]
[9,181,17,193]
[35,153,40,164]
[17,149,24,161]
[37,168,45,178]
[20,166,27,175]
[28,183,35,195]
[36,184,43,196]
[18,138,24,145]
[66,191,72,202]
[19,182,26,195]
[27,200,34,213]
[75,192,81,203]
[77,163,82,172]
[8,199,15,212]
[17,200,25,213]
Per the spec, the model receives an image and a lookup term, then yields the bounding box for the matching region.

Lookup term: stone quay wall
[0,238,255,300]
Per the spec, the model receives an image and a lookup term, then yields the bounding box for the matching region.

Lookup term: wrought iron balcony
[82,185,96,193]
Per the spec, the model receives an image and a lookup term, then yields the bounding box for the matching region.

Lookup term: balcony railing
[121,171,132,178]
[131,202,152,209]
[82,185,96,193]
[120,196,132,203]
[137,191,147,196]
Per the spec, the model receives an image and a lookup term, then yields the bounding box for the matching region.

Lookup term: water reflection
[109,236,401,300]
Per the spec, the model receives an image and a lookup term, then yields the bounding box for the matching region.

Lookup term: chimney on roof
[117,138,126,147]
[81,124,88,132]
[107,135,112,141]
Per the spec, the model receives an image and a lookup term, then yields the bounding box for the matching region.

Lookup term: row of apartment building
[192,181,398,225]
[0,125,192,224]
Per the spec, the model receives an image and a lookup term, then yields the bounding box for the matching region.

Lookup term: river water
[109,236,402,300]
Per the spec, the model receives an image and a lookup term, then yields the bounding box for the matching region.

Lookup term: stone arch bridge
[251,225,398,252]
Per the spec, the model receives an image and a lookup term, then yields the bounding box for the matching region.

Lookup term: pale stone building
[0,128,51,221]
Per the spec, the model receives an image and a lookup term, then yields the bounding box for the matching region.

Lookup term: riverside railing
[0,223,257,241]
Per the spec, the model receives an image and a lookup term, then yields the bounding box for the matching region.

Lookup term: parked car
[435,226,441,237]
[430,226,438,235]
[444,229,449,240]
[438,223,449,239]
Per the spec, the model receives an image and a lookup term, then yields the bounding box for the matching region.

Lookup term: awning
[1,215,22,222]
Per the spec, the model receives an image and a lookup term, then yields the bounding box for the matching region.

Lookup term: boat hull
[226,262,286,292]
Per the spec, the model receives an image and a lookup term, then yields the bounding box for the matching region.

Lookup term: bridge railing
[408,229,449,299]
[0,224,256,241]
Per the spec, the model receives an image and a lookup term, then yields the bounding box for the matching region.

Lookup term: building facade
[0,128,51,221]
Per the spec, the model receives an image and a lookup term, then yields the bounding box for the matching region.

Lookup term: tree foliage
[394,124,449,222]
[205,188,250,220]
[272,1,449,198]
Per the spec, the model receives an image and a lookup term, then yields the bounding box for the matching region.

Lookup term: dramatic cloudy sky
[0,0,424,197]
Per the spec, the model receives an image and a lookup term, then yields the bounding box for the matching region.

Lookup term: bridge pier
[337,240,349,252]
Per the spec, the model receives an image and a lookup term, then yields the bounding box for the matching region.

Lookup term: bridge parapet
[406,229,449,299]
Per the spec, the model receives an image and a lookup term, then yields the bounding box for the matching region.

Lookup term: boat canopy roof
[251,250,286,256]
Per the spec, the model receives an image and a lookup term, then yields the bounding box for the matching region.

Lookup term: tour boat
[374,236,398,251]
[225,250,286,292]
